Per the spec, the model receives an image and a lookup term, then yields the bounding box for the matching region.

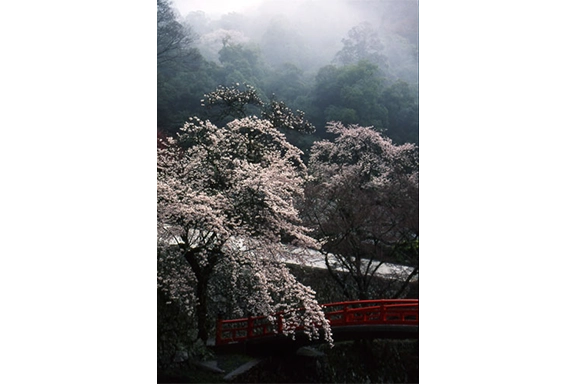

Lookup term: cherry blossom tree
[302,121,419,300]
[157,114,331,344]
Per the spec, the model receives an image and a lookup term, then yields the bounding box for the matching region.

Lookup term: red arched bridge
[214,299,418,354]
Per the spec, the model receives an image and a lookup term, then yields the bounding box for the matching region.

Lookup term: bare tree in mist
[157,0,196,65]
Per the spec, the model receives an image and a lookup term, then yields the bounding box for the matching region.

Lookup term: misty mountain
[158,0,418,145]
[180,0,417,80]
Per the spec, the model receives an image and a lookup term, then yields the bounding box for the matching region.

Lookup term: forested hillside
[158,0,418,147]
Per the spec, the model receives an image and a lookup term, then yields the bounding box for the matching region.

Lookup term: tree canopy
[157,110,331,344]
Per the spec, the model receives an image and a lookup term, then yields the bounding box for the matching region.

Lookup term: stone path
[193,360,226,374]
[223,358,263,381]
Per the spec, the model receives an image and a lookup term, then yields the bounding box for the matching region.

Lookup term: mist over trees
[158,0,418,145]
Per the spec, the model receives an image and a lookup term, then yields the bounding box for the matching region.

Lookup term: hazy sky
[171,0,268,17]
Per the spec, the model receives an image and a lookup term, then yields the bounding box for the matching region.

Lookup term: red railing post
[343,304,348,324]
[380,302,386,323]
[216,314,223,345]
[247,315,253,339]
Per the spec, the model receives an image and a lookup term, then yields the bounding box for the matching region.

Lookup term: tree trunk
[183,249,215,344]
[195,274,210,343]
[392,267,418,299]
[184,249,210,344]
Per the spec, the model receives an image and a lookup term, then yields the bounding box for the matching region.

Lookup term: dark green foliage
[157,58,221,134]
[383,79,419,144]
[218,42,269,87]
[262,63,312,106]
[308,60,418,144]
[313,61,389,135]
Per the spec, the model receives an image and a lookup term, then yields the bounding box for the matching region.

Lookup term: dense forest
[158,0,418,147]
[157,0,419,382]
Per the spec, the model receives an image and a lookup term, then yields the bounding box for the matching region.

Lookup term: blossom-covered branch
[201,83,263,119]
[202,83,316,134]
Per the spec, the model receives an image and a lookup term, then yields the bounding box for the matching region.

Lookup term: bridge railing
[216,299,418,345]
[323,299,418,326]
[216,313,285,345]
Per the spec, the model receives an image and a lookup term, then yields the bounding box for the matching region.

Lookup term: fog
[170,0,418,78]
[158,0,418,144]
[172,0,265,17]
